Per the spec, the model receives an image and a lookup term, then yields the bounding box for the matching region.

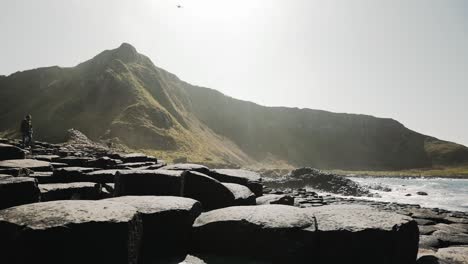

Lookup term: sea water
[347,177,468,212]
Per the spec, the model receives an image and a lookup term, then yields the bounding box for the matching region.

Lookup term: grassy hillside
[1,43,467,170]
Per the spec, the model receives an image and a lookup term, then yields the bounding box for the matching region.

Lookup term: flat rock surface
[305,204,416,231]
[194,205,315,229]
[105,196,201,215]
[115,169,183,196]
[0,200,142,264]
[305,205,419,264]
[0,200,138,229]
[162,163,210,173]
[192,205,317,262]
[0,159,51,171]
[435,246,468,263]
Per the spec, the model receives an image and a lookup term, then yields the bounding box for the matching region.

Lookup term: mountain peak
[112,42,139,63]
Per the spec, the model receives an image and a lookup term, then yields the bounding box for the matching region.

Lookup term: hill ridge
[1,43,467,169]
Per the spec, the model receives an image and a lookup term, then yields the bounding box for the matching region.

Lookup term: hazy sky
[1,0,467,145]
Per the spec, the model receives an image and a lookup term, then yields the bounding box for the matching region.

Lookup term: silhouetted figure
[20,115,33,148]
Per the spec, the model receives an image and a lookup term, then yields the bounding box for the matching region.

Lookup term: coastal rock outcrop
[182,171,235,210]
[210,169,263,196]
[264,167,371,196]
[0,176,40,209]
[104,196,202,262]
[0,143,26,160]
[114,169,183,196]
[0,200,142,264]
[191,205,318,262]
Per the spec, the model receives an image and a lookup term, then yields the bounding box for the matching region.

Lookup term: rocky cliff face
[1,43,467,169]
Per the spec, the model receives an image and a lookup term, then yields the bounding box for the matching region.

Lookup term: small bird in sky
[177,4,182,8]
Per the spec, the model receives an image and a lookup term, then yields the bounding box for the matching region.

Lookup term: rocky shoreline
[0,133,467,264]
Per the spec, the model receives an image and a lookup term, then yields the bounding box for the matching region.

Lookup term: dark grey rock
[0,143,26,160]
[305,205,419,264]
[52,156,92,167]
[419,225,438,235]
[417,191,429,196]
[39,182,102,201]
[433,223,468,235]
[0,159,52,172]
[265,167,370,197]
[256,194,295,206]
[432,230,468,247]
[114,169,183,196]
[51,167,98,182]
[416,255,449,264]
[83,169,124,183]
[161,163,211,174]
[0,200,142,264]
[116,153,157,163]
[222,183,256,206]
[419,235,442,249]
[191,205,317,262]
[85,156,122,169]
[0,176,40,209]
[104,196,202,262]
[210,169,263,196]
[182,171,235,210]
[0,167,31,176]
[116,162,156,168]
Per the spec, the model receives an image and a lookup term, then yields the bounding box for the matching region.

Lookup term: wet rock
[182,171,235,210]
[0,143,26,160]
[0,176,40,209]
[0,159,52,172]
[104,196,202,262]
[256,194,294,206]
[39,182,102,201]
[114,170,183,196]
[0,200,142,264]
[210,169,263,196]
[222,183,256,206]
[191,205,317,262]
[305,205,419,264]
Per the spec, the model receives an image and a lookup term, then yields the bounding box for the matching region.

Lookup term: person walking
[20,114,33,148]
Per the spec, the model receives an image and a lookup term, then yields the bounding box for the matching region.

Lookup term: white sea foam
[345,177,468,212]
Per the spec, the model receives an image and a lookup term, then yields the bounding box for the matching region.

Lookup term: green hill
[1,43,467,170]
